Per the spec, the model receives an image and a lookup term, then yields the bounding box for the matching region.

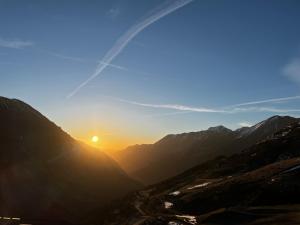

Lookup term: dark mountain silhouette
[102,121,300,225]
[0,97,140,224]
[112,116,299,185]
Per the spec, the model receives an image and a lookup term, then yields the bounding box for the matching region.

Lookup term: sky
[1,0,300,150]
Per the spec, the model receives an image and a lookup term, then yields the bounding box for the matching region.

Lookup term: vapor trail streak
[118,98,225,113]
[230,95,300,107]
[113,96,300,114]
[67,0,194,98]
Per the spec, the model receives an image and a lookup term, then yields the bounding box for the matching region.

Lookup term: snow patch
[176,215,197,225]
[169,191,180,196]
[168,222,183,225]
[187,182,210,190]
[164,201,173,209]
[281,130,290,136]
[168,222,184,225]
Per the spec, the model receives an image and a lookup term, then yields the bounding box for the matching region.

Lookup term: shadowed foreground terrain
[0,97,140,224]
[102,122,300,225]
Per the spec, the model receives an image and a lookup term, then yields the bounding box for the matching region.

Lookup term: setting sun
[91,135,99,143]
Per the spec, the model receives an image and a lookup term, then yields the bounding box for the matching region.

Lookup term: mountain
[102,121,300,225]
[0,97,140,224]
[112,116,299,185]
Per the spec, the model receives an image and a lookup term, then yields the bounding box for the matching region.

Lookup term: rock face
[112,115,299,185]
[102,122,300,225]
[0,97,140,224]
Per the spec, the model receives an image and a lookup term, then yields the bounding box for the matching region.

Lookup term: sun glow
[91,135,99,143]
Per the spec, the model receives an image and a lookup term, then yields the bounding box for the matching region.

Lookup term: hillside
[102,121,300,225]
[112,116,299,184]
[0,97,140,224]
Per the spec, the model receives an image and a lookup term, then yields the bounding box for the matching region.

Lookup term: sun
[91,135,99,143]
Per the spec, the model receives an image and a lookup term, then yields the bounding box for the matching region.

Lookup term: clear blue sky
[1,0,300,149]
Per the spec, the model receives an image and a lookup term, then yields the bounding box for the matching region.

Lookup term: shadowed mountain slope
[112,116,299,185]
[102,121,300,225]
[0,96,140,224]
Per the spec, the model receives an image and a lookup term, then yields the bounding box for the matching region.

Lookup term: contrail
[113,96,300,114]
[35,47,130,70]
[229,95,300,107]
[118,98,225,113]
[67,0,194,98]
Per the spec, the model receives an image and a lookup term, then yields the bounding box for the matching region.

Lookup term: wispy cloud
[283,58,300,84]
[47,52,86,62]
[0,37,33,49]
[67,0,194,99]
[238,122,252,127]
[35,48,89,63]
[107,7,121,20]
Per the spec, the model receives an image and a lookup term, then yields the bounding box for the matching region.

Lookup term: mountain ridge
[112,115,299,185]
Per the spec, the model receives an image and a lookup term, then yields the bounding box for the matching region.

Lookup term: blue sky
[1,0,300,149]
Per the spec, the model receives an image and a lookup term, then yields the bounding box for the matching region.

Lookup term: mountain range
[2,96,300,225]
[102,118,300,225]
[111,115,299,185]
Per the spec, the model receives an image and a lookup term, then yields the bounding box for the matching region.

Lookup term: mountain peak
[207,125,232,133]
[265,115,295,122]
[254,115,297,129]
[235,115,299,138]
